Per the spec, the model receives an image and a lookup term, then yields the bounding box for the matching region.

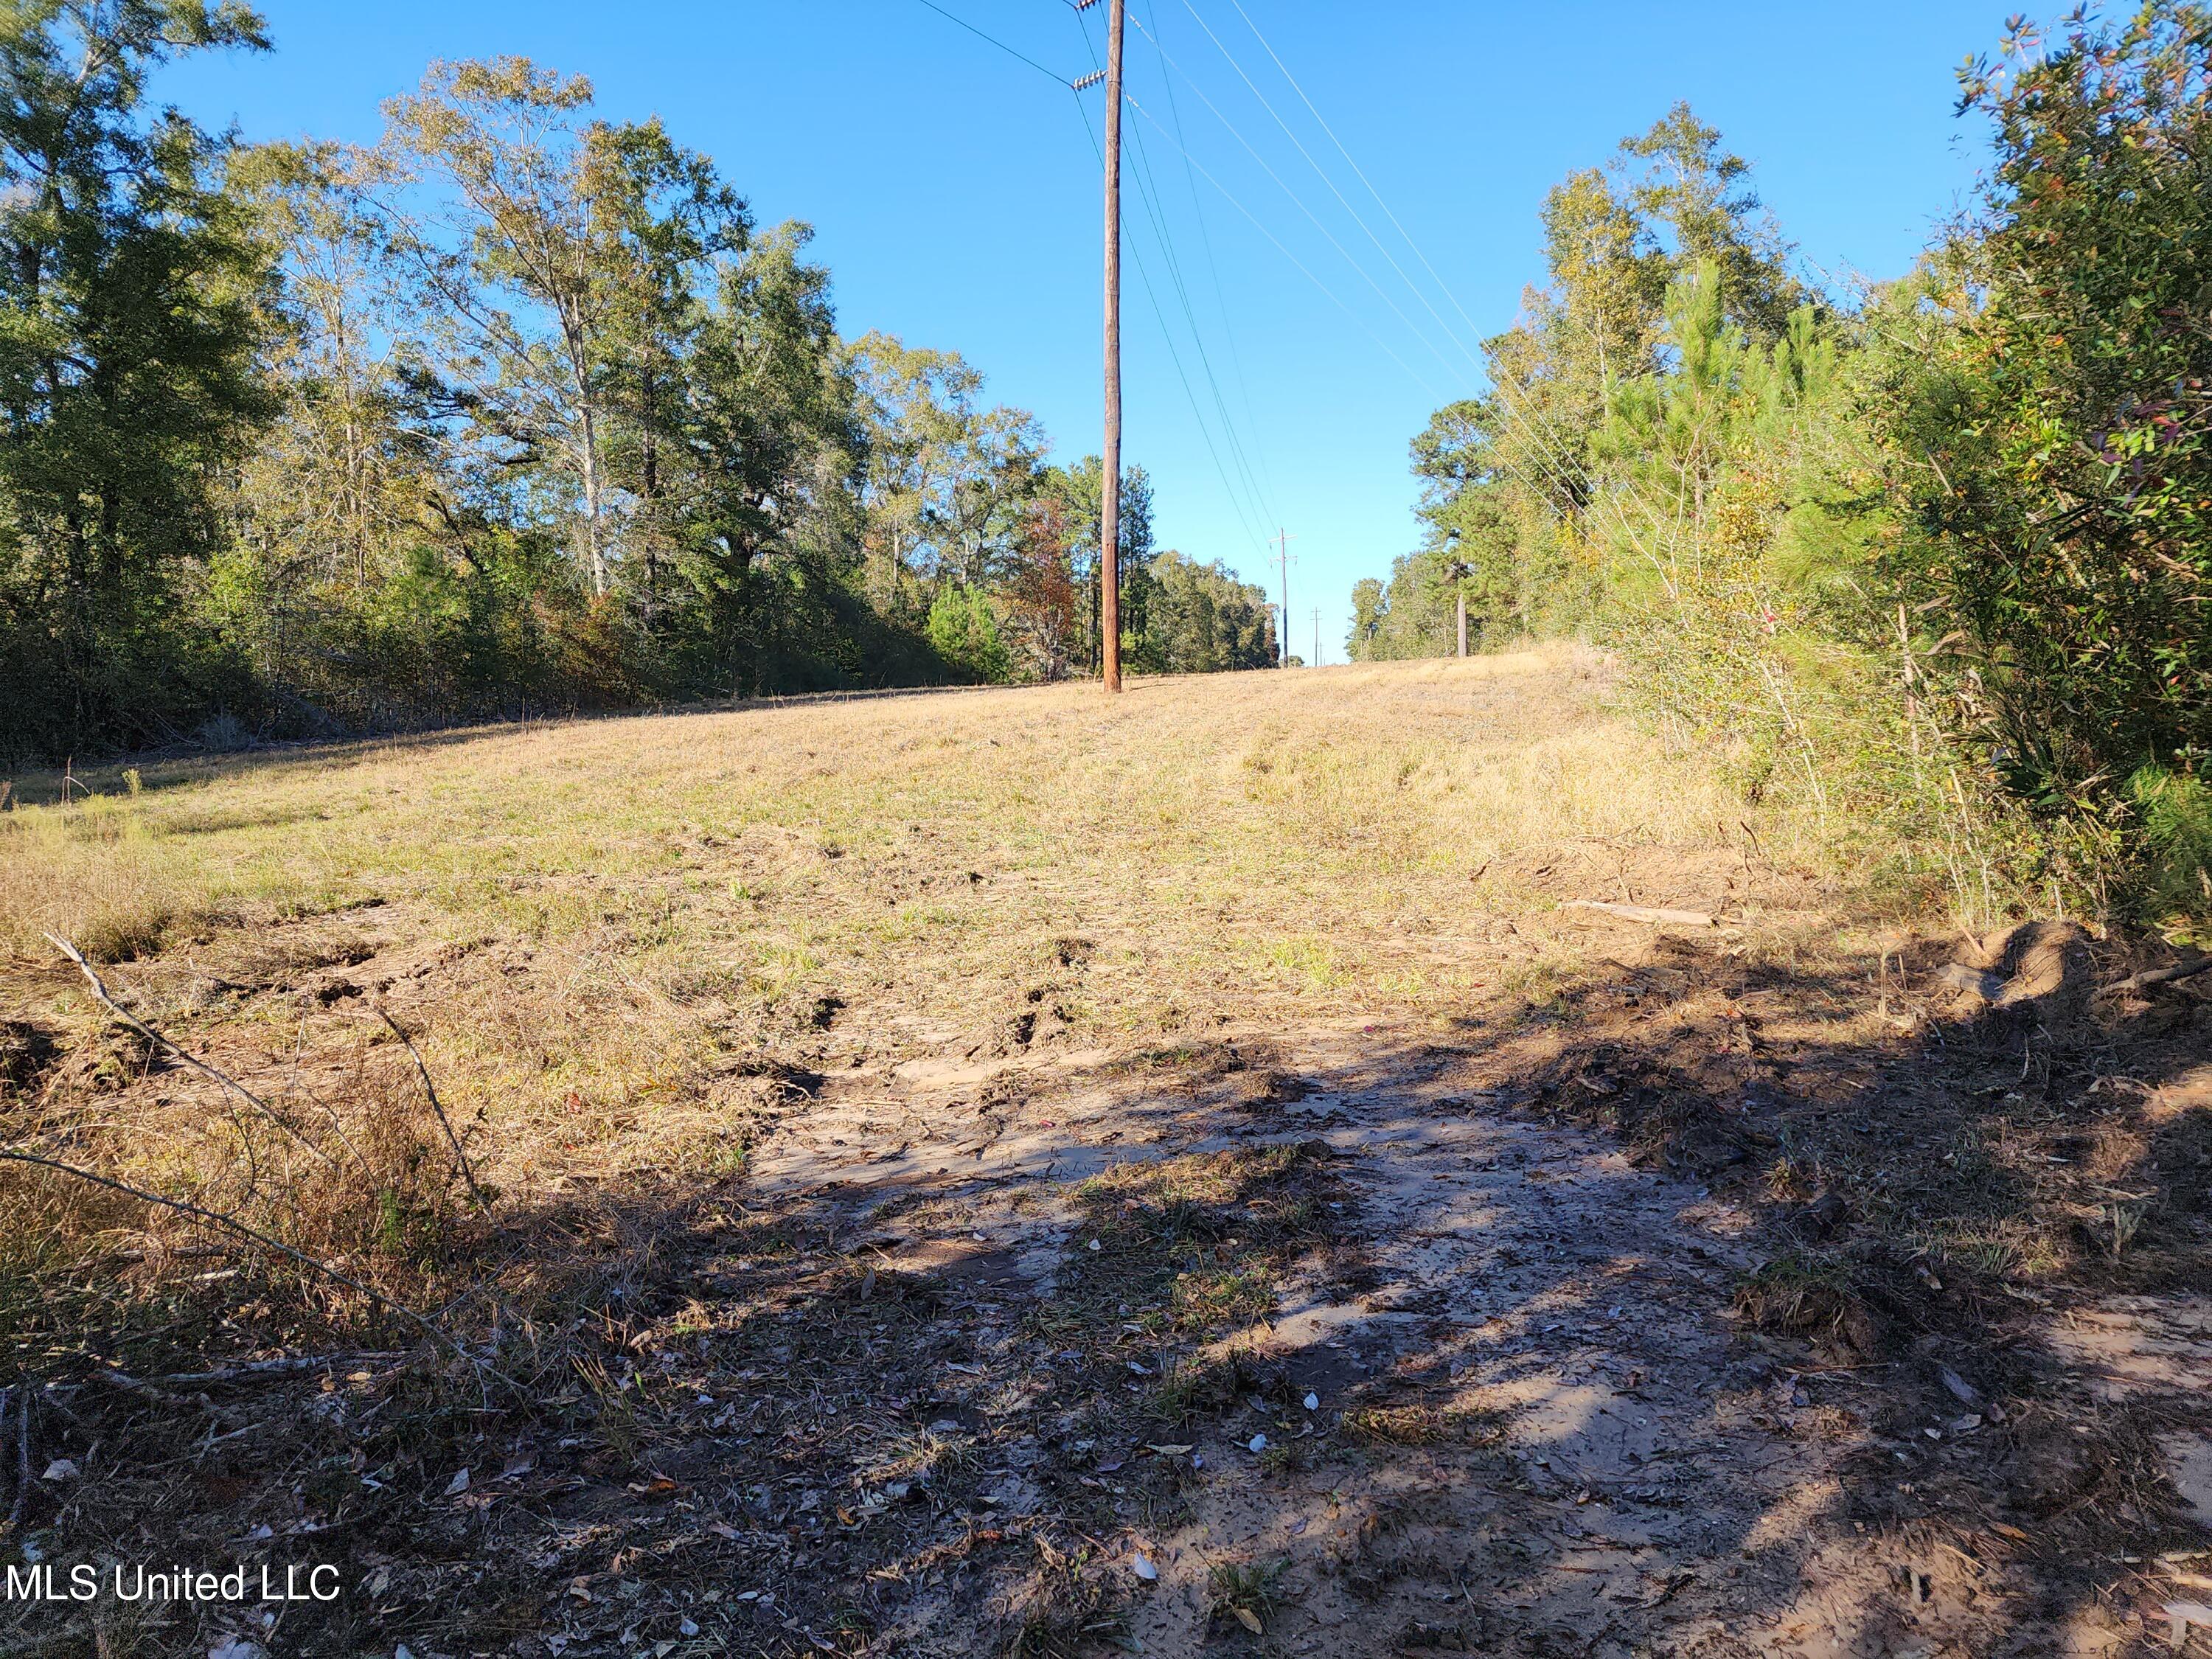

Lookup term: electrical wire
[1152,2,1597,504]
[1122,11,1470,391]
[1077,5,1279,549]
[1143,0,1276,508]
[1119,92,1442,402]
[1071,84,1273,561]
[911,0,1071,86]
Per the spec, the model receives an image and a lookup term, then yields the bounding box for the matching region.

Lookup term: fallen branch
[375,1008,486,1209]
[0,1148,454,1357]
[2103,955,2212,995]
[1560,900,1716,928]
[160,1353,404,1388]
[45,934,338,1170]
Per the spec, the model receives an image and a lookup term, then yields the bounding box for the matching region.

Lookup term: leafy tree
[1000,499,1079,680]
[925,584,1009,683]
[1128,550,1274,673]
[849,333,1043,611]
[379,58,745,599]
[0,0,274,757]
[1874,2,2212,815]
[664,222,862,680]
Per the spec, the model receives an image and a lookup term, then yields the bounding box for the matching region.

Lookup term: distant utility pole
[1444,529,1468,660]
[1311,608,1323,668]
[1270,529,1297,667]
[1082,0,1127,695]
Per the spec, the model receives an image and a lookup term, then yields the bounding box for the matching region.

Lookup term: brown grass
[1,653,2207,1656]
[0,650,1779,1212]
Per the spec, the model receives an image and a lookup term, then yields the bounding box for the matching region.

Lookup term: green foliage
[1382,57,2210,922]
[0,32,1265,760]
[925,585,1010,684]
[0,0,276,757]
[2126,765,2212,924]
[1874,2,2211,811]
[1124,550,1276,674]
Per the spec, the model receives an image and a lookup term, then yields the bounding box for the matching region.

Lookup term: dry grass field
[1,653,2209,1659]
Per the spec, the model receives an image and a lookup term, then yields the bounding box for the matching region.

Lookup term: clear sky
[158,1,2019,664]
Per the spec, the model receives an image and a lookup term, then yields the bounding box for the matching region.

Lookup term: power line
[1124,8,1615,553]
[1127,4,1669,604]
[1164,0,1603,518]
[1072,85,1273,563]
[1144,0,1276,509]
[1172,0,1489,379]
[1119,93,1441,401]
[1106,29,1278,546]
[1124,11,1469,390]
[1217,0,1490,353]
[1071,6,1276,560]
[912,0,1073,86]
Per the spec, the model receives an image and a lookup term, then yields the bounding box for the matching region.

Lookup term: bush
[925,585,1011,684]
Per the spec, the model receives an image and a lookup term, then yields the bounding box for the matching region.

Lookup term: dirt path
[6,659,2211,1658]
[731,1018,2193,1658]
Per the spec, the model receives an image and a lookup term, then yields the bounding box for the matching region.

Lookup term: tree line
[0,2,1279,763]
[1356,6,2211,922]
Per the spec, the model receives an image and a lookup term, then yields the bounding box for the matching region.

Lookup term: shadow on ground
[4,925,2211,1659]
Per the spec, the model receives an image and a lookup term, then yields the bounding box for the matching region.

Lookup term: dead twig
[375,1007,486,1209]
[0,1147,457,1360]
[1560,900,1716,928]
[2103,955,2212,995]
[159,1353,404,1388]
[44,933,339,1170]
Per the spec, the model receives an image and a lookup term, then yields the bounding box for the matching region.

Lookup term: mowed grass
[0,650,1756,1198]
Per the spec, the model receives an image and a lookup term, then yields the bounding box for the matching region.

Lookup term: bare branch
[45,934,340,1171]
[375,1007,487,1209]
[0,1148,455,1357]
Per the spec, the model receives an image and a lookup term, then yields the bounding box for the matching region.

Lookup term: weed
[1340,1405,1505,1447]
[1206,1557,1287,1635]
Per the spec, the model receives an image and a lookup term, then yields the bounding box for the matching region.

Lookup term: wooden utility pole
[1456,592,1468,658]
[1099,0,1126,695]
[1270,529,1296,668]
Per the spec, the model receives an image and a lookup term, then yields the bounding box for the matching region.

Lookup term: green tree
[0,0,275,758]
[379,58,745,599]
[925,584,1009,683]
[1873,3,2212,817]
[1129,550,1274,673]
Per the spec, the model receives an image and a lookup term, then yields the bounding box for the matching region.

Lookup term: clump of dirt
[1938,918,2098,1030]
[1733,1251,1884,1358]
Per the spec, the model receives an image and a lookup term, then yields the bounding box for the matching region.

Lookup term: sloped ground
[1,655,2208,1658]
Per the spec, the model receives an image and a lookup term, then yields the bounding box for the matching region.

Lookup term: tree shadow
[6,930,2209,1657]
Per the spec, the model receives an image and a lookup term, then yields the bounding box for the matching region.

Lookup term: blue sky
[160,0,2016,663]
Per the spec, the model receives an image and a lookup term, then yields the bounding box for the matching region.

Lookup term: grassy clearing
[2,653,2208,1654]
[0,649,1781,1203]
